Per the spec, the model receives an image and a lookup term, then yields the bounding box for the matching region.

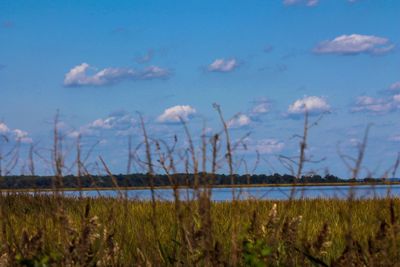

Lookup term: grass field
[0,193,399,266]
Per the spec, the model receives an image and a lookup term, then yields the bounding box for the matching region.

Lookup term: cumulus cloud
[68,111,136,138]
[157,105,197,123]
[255,139,285,154]
[13,129,33,143]
[140,66,169,79]
[351,94,400,114]
[227,114,251,128]
[287,96,331,116]
[283,0,319,7]
[252,102,270,114]
[240,138,285,154]
[90,117,116,129]
[390,82,400,91]
[13,129,27,138]
[393,94,400,103]
[207,58,239,73]
[249,99,271,121]
[92,113,135,130]
[0,122,32,143]
[352,96,393,114]
[348,138,361,147]
[64,63,170,87]
[67,131,81,139]
[0,122,10,133]
[314,34,395,55]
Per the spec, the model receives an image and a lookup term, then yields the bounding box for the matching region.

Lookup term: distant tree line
[0,173,389,189]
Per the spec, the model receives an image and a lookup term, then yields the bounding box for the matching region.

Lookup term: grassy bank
[0,193,399,266]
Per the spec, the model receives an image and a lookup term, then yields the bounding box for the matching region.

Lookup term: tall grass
[0,195,399,266]
[0,107,399,266]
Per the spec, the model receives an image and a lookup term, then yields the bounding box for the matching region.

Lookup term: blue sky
[0,0,399,177]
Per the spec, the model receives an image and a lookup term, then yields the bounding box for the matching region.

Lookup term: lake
[38,184,400,201]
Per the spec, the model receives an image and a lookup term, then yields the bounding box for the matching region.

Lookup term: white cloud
[283,0,319,6]
[13,129,30,142]
[0,123,32,143]
[314,34,395,55]
[67,131,81,139]
[90,117,116,129]
[351,96,394,114]
[287,96,331,116]
[67,125,95,138]
[227,114,251,128]
[89,114,136,130]
[91,113,135,130]
[140,66,170,79]
[349,138,361,147]
[157,105,197,123]
[392,94,400,109]
[240,138,285,154]
[64,63,170,87]
[252,102,270,115]
[257,139,285,154]
[249,99,271,121]
[390,82,400,91]
[68,111,136,138]
[208,58,239,73]
[0,122,10,133]
[13,129,27,139]
[13,129,32,143]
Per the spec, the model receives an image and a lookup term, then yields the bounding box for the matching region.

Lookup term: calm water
[47,184,400,201]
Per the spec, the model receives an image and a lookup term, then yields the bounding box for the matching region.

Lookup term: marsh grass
[0,195,400,266]
[0,107,399,266]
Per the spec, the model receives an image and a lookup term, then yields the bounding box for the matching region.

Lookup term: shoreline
[1,181,400,192]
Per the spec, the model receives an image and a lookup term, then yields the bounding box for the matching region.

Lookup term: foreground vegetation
[0,109,399,266]
[0,193,399,266]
